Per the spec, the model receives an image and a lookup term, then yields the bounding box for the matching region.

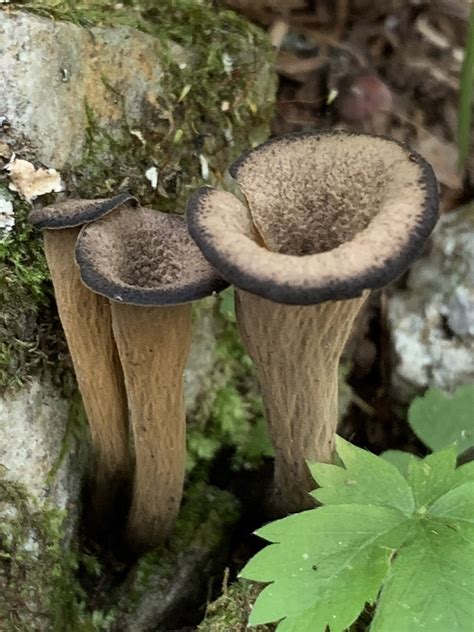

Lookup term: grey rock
[111,485,240,632]
[185,298,220,413]
[389,205,474,403]
[0,11,181,168]
[0,378,83,530]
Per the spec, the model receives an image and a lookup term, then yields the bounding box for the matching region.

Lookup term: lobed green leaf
[311,437,414,514]
[409,386,474,455]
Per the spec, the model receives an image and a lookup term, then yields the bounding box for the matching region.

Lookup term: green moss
[187,288,275,472]
[111,482,240,625]
[0,0,276,390]
[0,185,71,393]
[199,580,274,631]
[0,475,87,631]
[10,0,276,211]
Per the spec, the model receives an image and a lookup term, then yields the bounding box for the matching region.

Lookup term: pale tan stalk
[235,289,368,515]
[43,229,129,509]
[110,302,192,551]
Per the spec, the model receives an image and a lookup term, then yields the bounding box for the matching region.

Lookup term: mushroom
[75,204,227,550]
[28,195,134,518]
[186,130,439,515]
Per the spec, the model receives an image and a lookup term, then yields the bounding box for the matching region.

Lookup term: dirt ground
[225,0,471,211]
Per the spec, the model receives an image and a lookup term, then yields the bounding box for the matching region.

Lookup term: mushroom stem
[235,289,367,515]
[109,302,192,551]
[43,229,129,510]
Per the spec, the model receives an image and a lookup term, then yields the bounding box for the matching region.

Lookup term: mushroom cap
[186,130,439,305]
[28,193,136,230]
[75,205,228,306]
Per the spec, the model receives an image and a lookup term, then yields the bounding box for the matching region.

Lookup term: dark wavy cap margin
[28,193,137,230]
[186,130,439,306]
[75,205,228,307]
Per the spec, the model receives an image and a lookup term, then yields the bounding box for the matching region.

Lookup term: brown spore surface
[76,206,227,305]
[187,131,439,305]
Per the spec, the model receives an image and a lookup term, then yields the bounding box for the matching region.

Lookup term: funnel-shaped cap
[28,193,136,230]
[186,130,439,305]
[75,206,228,306]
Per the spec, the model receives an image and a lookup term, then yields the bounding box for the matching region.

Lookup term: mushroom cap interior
[186,130,439,305]
[76,206,228,306]
[28,193,136,230]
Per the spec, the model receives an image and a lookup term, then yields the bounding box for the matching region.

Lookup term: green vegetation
[188,289,274,472]
[0,185,69,392]
[458,4,474,167]
[240,438,474,631]
[383,385,474,472]
[0,475,85,632]
[409,385,474,454]
[0,0,276,390]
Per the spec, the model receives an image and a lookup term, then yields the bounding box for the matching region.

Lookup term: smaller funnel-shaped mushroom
[29,195,134,514]
[187,130,439,515]
[75,205,227,550]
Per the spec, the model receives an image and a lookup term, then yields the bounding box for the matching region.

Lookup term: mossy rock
[0,0,277,392]
[0,475,86,632]
[110,483,241,631]
[199,579,274,631]
[0,3,276,628]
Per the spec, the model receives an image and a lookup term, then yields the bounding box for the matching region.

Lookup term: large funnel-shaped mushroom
[187,130,439,515]
[29,195,134,516]
[75,206,227,550]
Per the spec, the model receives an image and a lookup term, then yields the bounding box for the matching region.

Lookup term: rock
[185,298,221,413]
[388,204,474,404]
[111,484,240,632]
[0,474,86,632]
[198,580,272,632]
[0,0,276,393]
[0,378,83,522]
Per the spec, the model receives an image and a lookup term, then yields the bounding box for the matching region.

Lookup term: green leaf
[406,448,457,508]
[381,450,419,476]
[310,437,414,514]
[408,386,474,454]
[453,460,474,487]
[458,5,474,167]
[371,522,474,632]
[243,441,474,631]
[430,482,474,526]
[218,287,236,322]
[241,505,409,630]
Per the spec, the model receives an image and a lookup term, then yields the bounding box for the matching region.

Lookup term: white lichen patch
[0,196,14,234]
[6,158,64,201]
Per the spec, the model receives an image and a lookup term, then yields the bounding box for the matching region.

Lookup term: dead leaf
[6,158,64,201]
[417,133,463,191]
